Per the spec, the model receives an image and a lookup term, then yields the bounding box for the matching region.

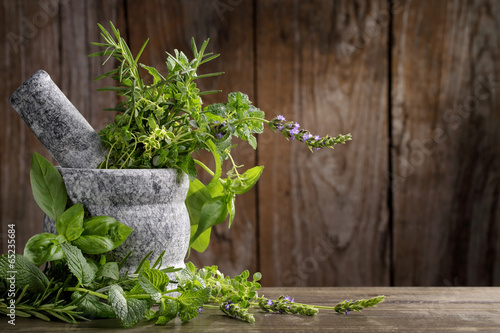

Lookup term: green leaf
[71,291,116,319]
[138,266,170,302]
[178,155,197,181]
[190,196,227,245]
[30,152,67,221]
[204,140,222,190]
[72,216,133,254]
[156,298,178,325]
[140,64,165,84]
[229,166,264,195]
[178,287,210,322]
[56,203,85,241]
[227,194,236,228]
[0,254,49,293]
[185,179,211,227]
[189,226,211,253]
[24,233,64,266]
[60,243,96,287]
[109,285,149,328]
[96,262,120,280]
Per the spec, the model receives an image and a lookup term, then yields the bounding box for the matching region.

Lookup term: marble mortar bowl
[43,168,190,273]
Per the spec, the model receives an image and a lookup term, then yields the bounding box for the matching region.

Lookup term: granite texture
[44,168,190,273]
[9,70,107,168]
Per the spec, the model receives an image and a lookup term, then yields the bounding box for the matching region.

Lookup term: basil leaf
[24,233,63,266]
[189,226,211,253]
[30,152,67,221]
[60,242,96,286]
[229,166,264,194]
[72,216,133,254]
[205,139,222,190]
[185,179,211,228]
[0,254,49,293]
[227,194,236,228]
[57,203,85,241]
[190,196,227,245]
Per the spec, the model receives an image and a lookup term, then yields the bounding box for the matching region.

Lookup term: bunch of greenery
[90,22,352,252]
[0,154,384,327]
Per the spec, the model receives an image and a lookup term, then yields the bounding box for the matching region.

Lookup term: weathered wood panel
[1,0,62,256]
[256,0,390,286]
[1,0,499,287]
[392,0,500,285]
[124,0,258,276]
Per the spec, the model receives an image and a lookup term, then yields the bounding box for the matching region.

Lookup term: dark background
[1,0,499,287]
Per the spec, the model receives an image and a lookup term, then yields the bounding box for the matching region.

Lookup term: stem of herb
[65,287,108,300]
[194,159,214,176]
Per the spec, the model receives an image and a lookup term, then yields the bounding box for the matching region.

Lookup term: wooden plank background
[0,0,498,287]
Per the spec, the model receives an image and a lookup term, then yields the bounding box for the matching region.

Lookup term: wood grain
[1,0,62,256]
[1,0,499,287]
[256,0,390,286]
[124,0,258,276]
[392,0,500,286]
[6,287,500,331]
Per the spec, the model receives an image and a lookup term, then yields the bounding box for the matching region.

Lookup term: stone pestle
[9,70,107,169]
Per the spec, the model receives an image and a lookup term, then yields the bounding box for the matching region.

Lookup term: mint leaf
[139,267,170,302]
[30,152,67,221]
[178,155,197,181]
[178,287,210,322]
[0,254,49,293]
[60,243,96,286]
[72,216,133,254]
[156,298,178,325]
[109,285,149,328]
[57,203,85,241]
[24,233,64,266]
[71,291,116,319]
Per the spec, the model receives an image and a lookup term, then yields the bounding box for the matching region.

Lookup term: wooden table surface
[2,287,500,332]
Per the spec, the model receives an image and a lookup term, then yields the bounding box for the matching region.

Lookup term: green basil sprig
[24,153,133,266]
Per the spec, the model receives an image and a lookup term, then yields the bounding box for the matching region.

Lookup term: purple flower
[284,296,291,302]
[225,303,231,310]
[278,124,284,132]
[215,132,223,139]
[294,122,300,129]
[267,300,273,306]
[198,307,203,314]
[303,133,312,141]
[314,135,320,140]
[290,127,300,136]
[277,115,285,121]
[345,309,349,315]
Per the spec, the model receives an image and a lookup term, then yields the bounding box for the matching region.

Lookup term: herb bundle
[90,22,352,252]
[0,154,384,327]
